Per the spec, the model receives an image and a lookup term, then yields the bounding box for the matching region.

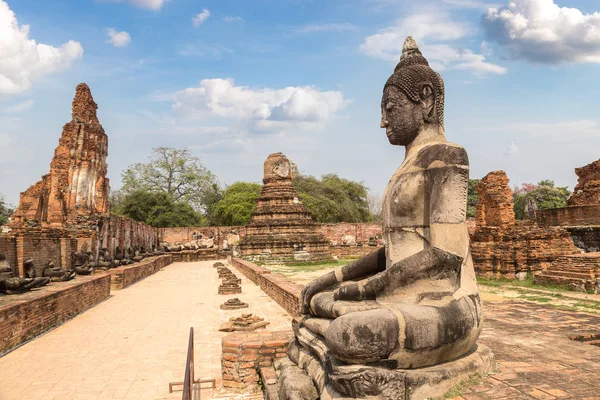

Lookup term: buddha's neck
[405,126,446,159]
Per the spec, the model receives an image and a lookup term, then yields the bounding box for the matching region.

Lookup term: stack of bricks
[221,330,293,390]
[471,170,580,277]
[217,266,242,295]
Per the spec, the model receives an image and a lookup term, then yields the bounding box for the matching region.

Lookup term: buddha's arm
[299,247,385,314]
[335,159,469,301]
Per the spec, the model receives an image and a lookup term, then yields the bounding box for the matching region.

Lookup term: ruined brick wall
[0,237,18,275]
[159,226,245,247]
[11,83,109,230]
[221,331,293,390]
[471,170,580,277]
[471,222,580,276]
[568,159,600,206]
[96,216,160,262]
[231,258,302,316]
[537,205,600,227]
[158,223,384,255]
[109,254,172,290]
[19,237,63,277]
[0,274,110,356]
[475,171,515,229]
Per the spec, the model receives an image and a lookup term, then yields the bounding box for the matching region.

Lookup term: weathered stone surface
[11,83,109,229]
[219,313,269,332]
[568,159,600,206]
[274,36,492,400]
[471,171,580,277]
[476,170,515,229]
[220,298,249,310]
[238,153,332,264]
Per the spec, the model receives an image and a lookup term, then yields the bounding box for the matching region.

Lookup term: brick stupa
[11,83,110,229]
[238,153,331,264]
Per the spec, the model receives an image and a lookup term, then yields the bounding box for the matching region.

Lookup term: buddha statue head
[381,36,445,146]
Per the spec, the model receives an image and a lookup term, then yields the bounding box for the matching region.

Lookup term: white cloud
[100,0,170,11]
[441,0,501,9]
[3,99,34,113]
[360,12,506,75]
[295,23,357,34]
[0,1,83,95]
[173,78,349,133]
[483,0,600,64]
[193,9,211,27]
[106,28,131,48]
[223,16,243,23]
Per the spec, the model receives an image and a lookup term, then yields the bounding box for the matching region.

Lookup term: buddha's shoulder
[414,142,468,169]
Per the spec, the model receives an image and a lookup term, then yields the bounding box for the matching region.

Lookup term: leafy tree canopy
[293,174,371,223]
[467,179,480,219]
[513,180,570,220]
[120,147,218,212]
[0,194,14,225]
[113,190,205,228]
[211,182,262,226]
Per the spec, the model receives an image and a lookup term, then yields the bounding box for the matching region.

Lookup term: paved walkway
[0,260,292,400]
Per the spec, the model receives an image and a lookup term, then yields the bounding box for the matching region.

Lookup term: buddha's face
[380,86,422,146]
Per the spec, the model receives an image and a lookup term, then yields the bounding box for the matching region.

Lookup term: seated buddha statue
[42,260,76,282]
[0,255,50,294]
[71,251,94,275]
[299,36,482,369]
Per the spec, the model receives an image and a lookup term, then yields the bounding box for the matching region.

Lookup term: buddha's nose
[380,116,388,129]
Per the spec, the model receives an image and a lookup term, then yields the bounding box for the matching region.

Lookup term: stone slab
[108,254,172,290]
[0,273,110,356]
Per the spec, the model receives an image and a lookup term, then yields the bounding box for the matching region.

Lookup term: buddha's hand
[333,282,362,301]
[299,271,338,315]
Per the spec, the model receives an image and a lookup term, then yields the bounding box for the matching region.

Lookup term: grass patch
[518,294,553,303]
[477,275,579,293]
[284,258,356,268]
[573,301,600,311]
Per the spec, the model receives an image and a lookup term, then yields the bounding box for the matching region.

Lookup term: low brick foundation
[221,330,293,390]
[231,259,302,316]
[330,244,377,259]
[536,252,600,293]
[169,249,220,262]
[0,273,110,355]
[108,255,172,290]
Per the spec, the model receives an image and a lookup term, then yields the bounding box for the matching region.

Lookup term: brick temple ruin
[2,83,161,276]
[470,170,580,278]
[536,159,600,291]
[238,152,332,263]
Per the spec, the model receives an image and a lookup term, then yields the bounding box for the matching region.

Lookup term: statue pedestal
[268,325,496,400]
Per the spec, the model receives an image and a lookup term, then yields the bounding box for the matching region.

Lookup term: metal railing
[169,327,215,400]
[182,327,194,400]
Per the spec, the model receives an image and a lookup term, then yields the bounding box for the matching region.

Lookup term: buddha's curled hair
[384,36,445,128]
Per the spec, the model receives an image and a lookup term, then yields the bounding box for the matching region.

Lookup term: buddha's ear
[420,83,436,123]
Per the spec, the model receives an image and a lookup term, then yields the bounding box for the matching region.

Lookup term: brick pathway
[463,298,600,400]
[0,260,292,400]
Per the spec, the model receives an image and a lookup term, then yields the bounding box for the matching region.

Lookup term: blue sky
[1,0,600,206]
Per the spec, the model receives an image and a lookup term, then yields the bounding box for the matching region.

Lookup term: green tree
[120,147,218,212]
[211,182,261,226]
[467,179,480,219]
[513,180,570,220]
[293,174,371,223]
[0,194,14,225]
[114,190,205,227]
